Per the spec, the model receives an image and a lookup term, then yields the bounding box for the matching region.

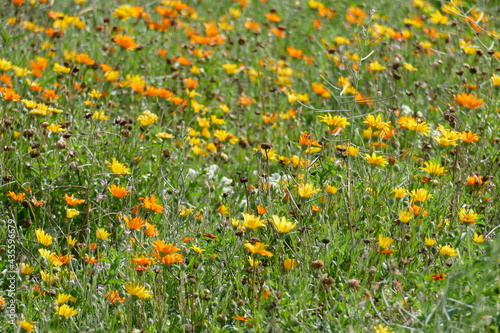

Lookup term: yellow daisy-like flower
[242,213,267,229]
[297,183,321,198]
[283,258,299,271]
[66,208,80,219]
[419,161,447,176]
[398,210,414,223]
[19,263,35,275]
[271,215,297,233]
[137,110,158,126]
[107,158,131,174]
[459,208,479,224]
[56,293,77,304]
[244,241,273,257]
[124,282,153,299]
[20,320,35,332]
[54,304,78,318]
[392,188,406,199]
[96,228,111,240]
[473,233,485,243]
[409,188,432,203]
[46,124,66,133]
[438,244,458,257]
[318,114,350,128]
[156,132,174,139]
[364,152,388,166]
[35,229,53,246]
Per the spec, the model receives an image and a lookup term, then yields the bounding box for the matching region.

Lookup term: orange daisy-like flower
[6,191,26,201]
[152,240,180,254]
[63,194,85,206]
[113,35,138,51]
[122,216,147,230]
[453,93,483,109]
[139,194,164,213]
[107,185,129,198]
[430,273,446,281]
[160,253,184,265]
[104,290,125,305]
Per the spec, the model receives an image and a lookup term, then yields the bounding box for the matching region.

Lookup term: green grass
[0,0,499,332]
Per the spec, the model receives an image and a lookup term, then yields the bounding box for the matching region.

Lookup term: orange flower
[75,53,95,65]
[237,94,256,106]
[461,131,480,143]
[265,12,281,22]
[430,273,446,281]
[152,240,180,254]
[311,82,331,98]
[6,191,26,201]
[287,46,303,59]
[160,253,184,264]
[107,185,129,198]
[453,93,483,109]
[355,91,374,106]
[104,290,125,305]
[63,194,85,206]
[113,35,138,51]
[139,194,164,213]
[244,19,261,32]
[346,6,366,25]
[122,216,147,230]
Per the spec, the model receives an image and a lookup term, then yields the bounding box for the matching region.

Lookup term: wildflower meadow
[1,0,499,332]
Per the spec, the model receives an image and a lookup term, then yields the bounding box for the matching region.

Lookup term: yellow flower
[473,233,485,243]
[124,282,153,298]
[222,63,240,74]
[297,183,321,198]
[398,210,414,223]
[137,110,158,126]
[35,229,53,246]
[419,161,447,176]
[19,263,35,275]
[66,235,77,246]
[364,153,388,166]
[409,188,432,203]
[377,234,396,254]
[425,238,437,246]
[56,293,77,304]
[373,324,393,333]
[244,241,273,257]
[403,62,417,71]
[217,205,229,215]
[54,304,78,318]
[438,244,458,257]
[20,320,35,332]
[156,132,174,139]
[247,256,261,267]
[318,114,350,128]
[491,74,500,86]
[242,213,267,229]
[66,209,79,218]
[368,61,386,71]
[39,248,54,259]
[190,245,205,254]
[41,270,56,283]
[325,185,338,194]
[271,215,297,233]
[46,124,65,133]
[96,228,111,240]
[283,258,299,270]
[459,208,479,224]
[392,188,406,199]
[107,158,131,174]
